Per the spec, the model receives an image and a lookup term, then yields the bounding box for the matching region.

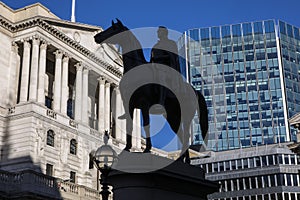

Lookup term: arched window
[70,139,77,155]
[46,130,55,147]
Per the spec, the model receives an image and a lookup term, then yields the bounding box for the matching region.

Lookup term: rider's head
[157,26,168,40]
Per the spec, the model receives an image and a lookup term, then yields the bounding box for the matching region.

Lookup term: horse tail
[196,90,208,141]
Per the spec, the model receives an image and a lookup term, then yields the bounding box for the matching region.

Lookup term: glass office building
[182,20,300,151]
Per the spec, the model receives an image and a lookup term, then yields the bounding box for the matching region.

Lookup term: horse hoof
[124,146,131,152]
[143,148,151,153]
[185,158,191,164]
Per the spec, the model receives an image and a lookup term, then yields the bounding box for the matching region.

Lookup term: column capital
[82,66,90,74]
[11,42,19,53]
[110,82,118,88]
[75,62,83,71]
[54,50,63,59]
[22,39,31,48]
[63,54,70,63]
[113,86,120,94]
[98,76,106,84]
[105,82,111,87]
[32,37,40,46]
[40,41,48,50]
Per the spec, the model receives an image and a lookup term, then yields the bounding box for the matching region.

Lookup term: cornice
[0,15,122,78]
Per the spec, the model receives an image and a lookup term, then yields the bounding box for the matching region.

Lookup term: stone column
[29,37,40,101]
[37,41,47,104]
[82,67,89,124]
[132,109,137,147]
[8,42,20,106]
[74,62,83,121]
[53,50,63,112]
[19,39,31,102]
[105,82,111,131]
[135,109,141,149]
[98,77,105,132]
[61,54,69,115]
[115,87,122,140]
[120,98,126,142]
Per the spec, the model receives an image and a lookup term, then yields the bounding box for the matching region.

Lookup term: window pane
[70,171,76,183]
[254,22,263,34]
[46,164,53,176]
[243,23,252,35]
[189,29,199,41]
[279,21,286,34]
[211,27,220,39]
[47,130,54,147]
[70,139,77,155]
[265,20,275,33]
[232,24,242,36]
[200,28,210,40]
[222,25,231,37]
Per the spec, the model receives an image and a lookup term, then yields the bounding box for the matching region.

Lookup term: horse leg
[141,105,151,153]
[177,127,191,164]
[124,105,135,152]
[165,101,186,162]
[179,118,192,164]
[166,100,190,163]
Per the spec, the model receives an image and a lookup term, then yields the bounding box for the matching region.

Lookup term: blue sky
[3,0,300,151]
[3,0,300,33]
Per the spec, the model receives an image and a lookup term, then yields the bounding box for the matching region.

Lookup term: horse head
[94,19,128,44]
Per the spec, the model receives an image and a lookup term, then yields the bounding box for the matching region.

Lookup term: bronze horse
[94,19,208,163]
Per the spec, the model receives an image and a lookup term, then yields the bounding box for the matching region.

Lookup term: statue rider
[118,26,181,119]
[150,26,181,106]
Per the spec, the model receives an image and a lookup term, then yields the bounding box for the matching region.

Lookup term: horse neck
[120,31,146,70]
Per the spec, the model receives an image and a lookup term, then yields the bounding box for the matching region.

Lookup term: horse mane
[119,26,147,72]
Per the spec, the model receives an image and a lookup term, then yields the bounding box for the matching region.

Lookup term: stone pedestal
[108,152,219,200]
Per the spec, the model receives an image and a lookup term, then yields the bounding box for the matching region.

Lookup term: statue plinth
[109,152,219,200]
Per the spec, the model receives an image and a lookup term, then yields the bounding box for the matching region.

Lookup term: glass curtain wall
[187,20,288,151]
[278,20,300,141]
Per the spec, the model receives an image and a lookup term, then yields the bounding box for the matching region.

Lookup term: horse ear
[116,18,123,26]
[112,20,115,25]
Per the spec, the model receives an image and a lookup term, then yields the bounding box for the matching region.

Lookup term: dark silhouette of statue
[94,19,208,163]
[150,26,181,106]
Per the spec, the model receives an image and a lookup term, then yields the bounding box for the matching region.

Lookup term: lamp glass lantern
[94,144,118,170]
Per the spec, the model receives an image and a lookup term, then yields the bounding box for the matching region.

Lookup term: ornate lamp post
[93,131,118,200]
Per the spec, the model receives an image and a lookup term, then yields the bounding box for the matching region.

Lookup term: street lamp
[93,130,118,200]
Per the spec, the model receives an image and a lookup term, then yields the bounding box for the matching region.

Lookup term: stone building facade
[0,2,150,199]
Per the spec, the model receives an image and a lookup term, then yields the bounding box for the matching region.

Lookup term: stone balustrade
[0,170,114,200]
[59,181,107,200]
[0,169,61,199]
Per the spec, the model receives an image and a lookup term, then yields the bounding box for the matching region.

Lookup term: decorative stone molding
[46,109,57,119]
[40,40,48,50]
[22,39,31,48]
[90,129,100,137]
[8,107,15,114]
[62,53,70,62]
[69,119,78,129]
[11,42,18,53]
[0,16,122,78]
[53,49,63,59]
[98,76,106,84]
[82,66,90,74]
[32,36,40,46]
[75,62,83,71]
